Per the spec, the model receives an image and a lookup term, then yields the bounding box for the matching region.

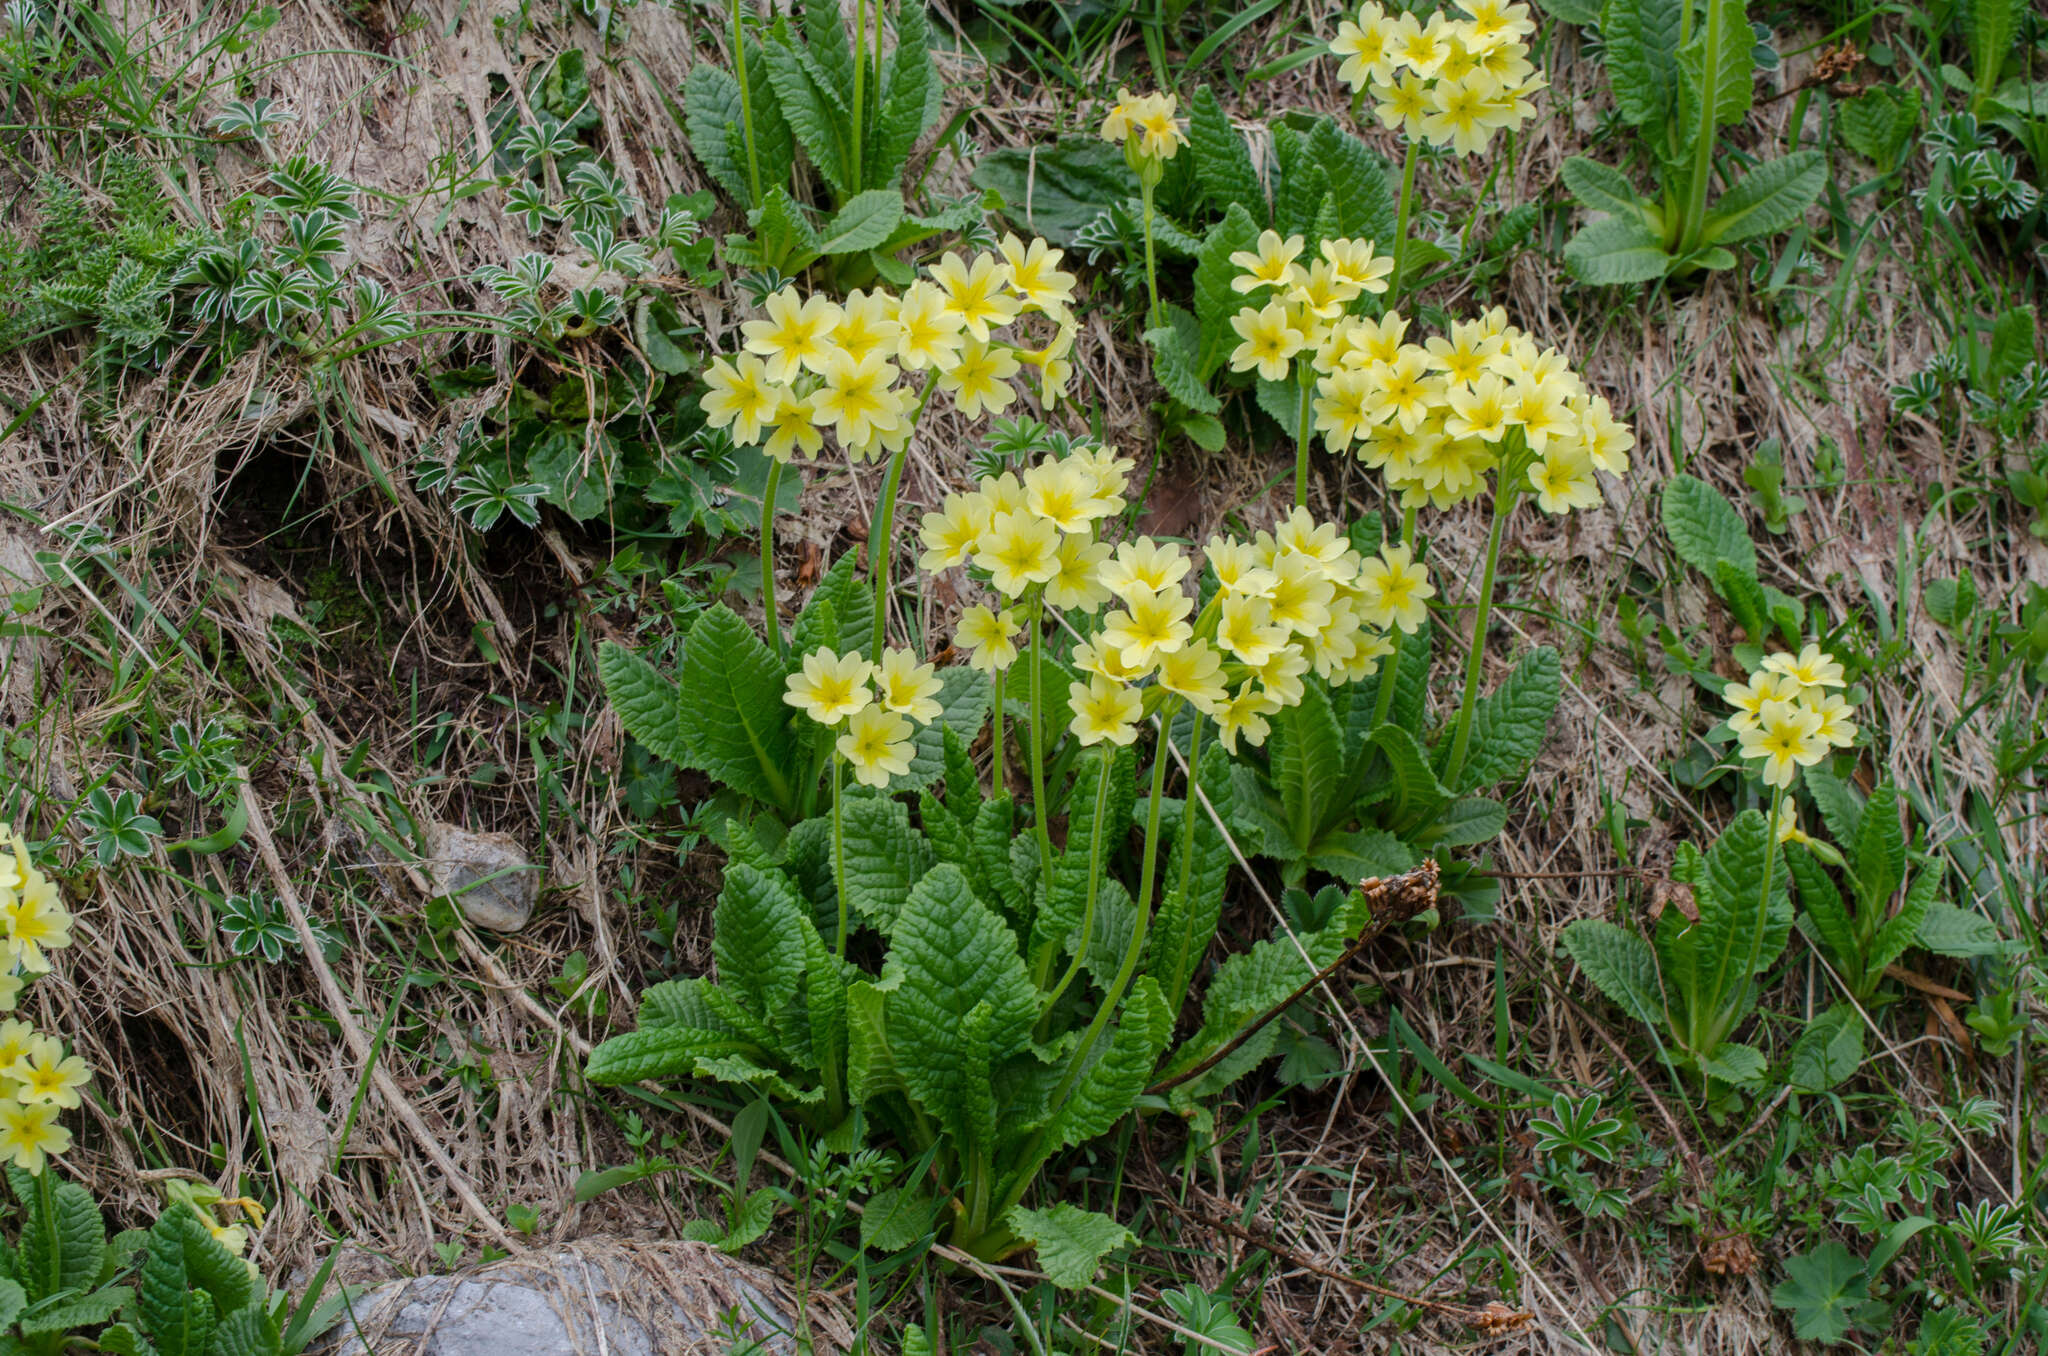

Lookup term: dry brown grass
[0,0,2042,1351]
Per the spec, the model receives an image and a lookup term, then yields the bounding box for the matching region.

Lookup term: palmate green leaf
[1187,86,1264,222]
[1144,306,1223,415]
[713,863,808,1025]
[1601,0,1683,140]
[1007,1203,1135,1292]
[676,605,799,812]
[885,866,1038,1141]
[1271,682,1345,849]
[1703,151,1825,244]
[865,0,936,189]
[1042,977,1172,1151]
[1786,1004,1864,1092]
[1771,1242,1869,1344]
[1562,156,1652,219]
[1660,473,1757,578]
[1562,214,1673,284]
[1193,204,1260,379]
[598,642,690,767]
[1788,846,1863,989]
[1453,646,1561,793]
[1560,920,1664,1027]
[1303,117,1395,243]
[835,794,933,934]
[1676,0,1753,143]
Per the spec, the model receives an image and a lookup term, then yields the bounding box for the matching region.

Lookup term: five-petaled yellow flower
[784,648,874,725]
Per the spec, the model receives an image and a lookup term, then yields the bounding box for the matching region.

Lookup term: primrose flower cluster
[0,835,90,1173]
[785,647,948,788]
[1099,88,1189,178]
[916,446,1436,753]
[1331,0,1545,156]
[1723,644,1860,792]
[700,235,1080,463]
[1223,228,1636,511]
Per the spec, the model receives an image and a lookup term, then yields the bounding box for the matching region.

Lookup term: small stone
[423,823,538,932]
[318,1240,846,1356]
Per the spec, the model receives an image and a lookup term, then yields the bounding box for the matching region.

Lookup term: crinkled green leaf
[865,0,935,188]
[833,794,932,936]
[1786,1004,1863,1092]
[1303,117,1395,243]
[1144,306,1223,415]
[1366,724,1452,833]
[1187,86,1264,221]
[1868,868,1938,976]
[1560,919,1664,1027]
[713,863,808,1024]
[1562,156,1649,218]
[1788,846,1861,987]
[1601,0,1683,139]
[17,1173,104,1304]
[764,31,851,199]
[1703,151,1825,244]
[893,666,992,793]
[1006,1203,1135,1291]
[1676,0,1754,139]
[1563,213,1672,284]
[1453,646,1561,793]
[1916,901,2002,957]
[1164,928,1345,1098]
[1272,683,1345,850]
[1148,740,1237,1015]
[1853,782,1906,909]
[1696,1040,1767,1085]
[860,1187,940,1252]
[676,604,799,813]
[598,641,689,767]
[814,189,905,261]
[586,1025,755,1084]
[1660,473,1757,578]
[1193,204,1260,379]
[1042,976,1171,1149]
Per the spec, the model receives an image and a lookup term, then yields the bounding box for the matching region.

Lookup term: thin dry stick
[1147,862,1441,1096]
[238,777,516,1249]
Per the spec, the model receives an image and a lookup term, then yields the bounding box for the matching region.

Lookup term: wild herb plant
[1562,0,1827,283]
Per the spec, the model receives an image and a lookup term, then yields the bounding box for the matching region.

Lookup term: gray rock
[423,823,538,932]
[320,1239,846,1356]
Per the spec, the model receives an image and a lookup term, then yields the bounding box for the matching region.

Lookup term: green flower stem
[990,668,1007,797]
[1292,362,1315,508]
[851,0,868,186]
[1369,501,1420,728]
[760,457,785,661]
[1173,715,1205,907]
[994,697,1183,1224]
[1026,591,1054,879]
[1139,177,1162,329]
[731,0,761,203]
[1389,138,1421,312]
[829,749,850,956]
[1442,471,1518,790]
[1038,745,1114,1011]
[867,376,937,657]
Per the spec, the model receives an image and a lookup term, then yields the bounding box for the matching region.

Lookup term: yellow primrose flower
[1805,692,1860,749]
[700,355,779,445]
[1287,259,1361,321]
[14,1038,88,1110]
[1099,86,1146,143]
[1388,9,1451,76]
[938,338,1021,419]
[783,647,874,725]
[741,287,844,382]
[1571,393,1635,474]
[1100,586,1194,669]
[0,1020,35,1076]
[1363,350,1444,433]
[1441,371,1512,443]
[1762,644,1848,692]
[1099,537,1191,599]
[0,839,20,892]
[0,975,21,1013]
[930,251,1023,342]
[1320,237,1394,295]
[956,605,1022,672]
[1458,0,1538,48]
[981,470,1029,518]
[998,233,1077,315]
[1421,73,1502,156]
[1426,318,1505,384]
[1074,444,1135,506]
[1230,231,1308,293]
[1737,699,1829,789]
[1206,538,1278,598]
[1134,92,1187,161]
[1023,458,1110,532]
[918,492,993,572]
[876,648,944,725]
[1774,801,1810,847]
[1229,301,1307,381]
[1266,555,1335,636]
[975,510,1064,597]
[1215,683,1283,753]
[1528,445,1602,515]
[1355,544,1434,634]
[893,280,968,371]
[1157,639,1228,711]
[1045,534,1115,612]
[761,386,825,463]
[1253,647,1311,705]
[1033,322,1080,409]
[830,288,901,366]
[1331,4,1397,91]
[1723,671,1798,733]
[1350,311,1410,367]
[1314,367,1377,452]
[0,1098,69,1173]
[808,351,903,447]
[1273,506,1350,576]
[1073,637,1152,684]
[1068,675,1144,747]
[1371,72,1433,134]
[1218,595,1290,666]
[837,706,915,788]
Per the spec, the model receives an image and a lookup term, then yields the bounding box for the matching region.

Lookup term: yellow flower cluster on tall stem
[0,834,90,1174]
[1330,0,1545,305]
[700,236,1080,660]
[1098,88,1188,328]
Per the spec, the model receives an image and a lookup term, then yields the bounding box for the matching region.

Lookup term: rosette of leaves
[1562,0,1827,283]
[587,573,1415,1275]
